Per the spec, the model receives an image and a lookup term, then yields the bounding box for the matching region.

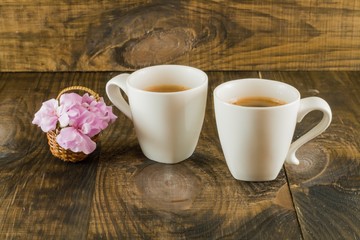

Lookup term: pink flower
[32,99,59,132]
[79,94,117,136]
[33,91,117,155]
[75,110,100,137]
[56,127,96,154]
[60,93,83,109]
[58,93,86,127]
[82,94,117,125]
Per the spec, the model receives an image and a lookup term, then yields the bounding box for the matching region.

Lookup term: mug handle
[286,97,332,165]
[106,73,133,120]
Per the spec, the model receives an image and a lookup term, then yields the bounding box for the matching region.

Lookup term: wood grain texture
[261,71,360,239]
[1,1,360,71]
[0,71,359,239]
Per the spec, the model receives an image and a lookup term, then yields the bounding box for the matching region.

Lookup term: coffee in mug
[231,96,286,107]
[145,84,189,93]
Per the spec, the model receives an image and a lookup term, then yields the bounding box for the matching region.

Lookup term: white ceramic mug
[214,79,332,181]
[106,65,208,164]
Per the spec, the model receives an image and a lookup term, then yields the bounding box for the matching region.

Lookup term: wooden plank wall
[1,0,359,72]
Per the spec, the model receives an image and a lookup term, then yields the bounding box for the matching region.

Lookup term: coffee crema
[145,84,190,93]
[231,96,287,107]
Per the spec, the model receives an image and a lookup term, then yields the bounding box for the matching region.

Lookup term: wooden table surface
[0,71,359,239]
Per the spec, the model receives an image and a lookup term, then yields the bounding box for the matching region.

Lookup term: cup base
[142,151,193,164]
[229,171,279,182]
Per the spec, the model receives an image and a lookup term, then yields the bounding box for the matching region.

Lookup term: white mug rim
[214,78,301,109]
[126,65,208,95]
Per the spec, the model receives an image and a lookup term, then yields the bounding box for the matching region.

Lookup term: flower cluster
[33,92,117,154]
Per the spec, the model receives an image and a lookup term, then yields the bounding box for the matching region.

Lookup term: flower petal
[32,99,59,132]
[59,93,82,108]
[56,127,96,154]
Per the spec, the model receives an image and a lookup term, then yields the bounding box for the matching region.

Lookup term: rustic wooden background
[1,0,360,72]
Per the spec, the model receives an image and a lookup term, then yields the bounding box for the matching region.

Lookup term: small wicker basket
[46,86,100,163]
